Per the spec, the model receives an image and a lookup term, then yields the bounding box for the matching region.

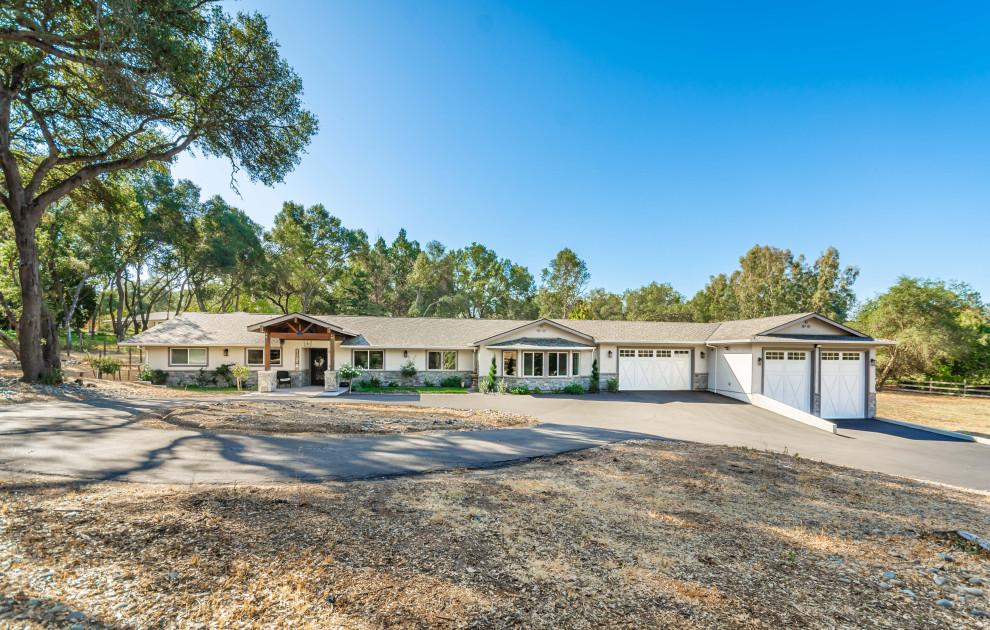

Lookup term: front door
[310,348,328,386]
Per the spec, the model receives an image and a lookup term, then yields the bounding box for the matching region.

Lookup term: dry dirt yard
[137,401,537,435]
[2,442,990,629]
[878,391,990,439]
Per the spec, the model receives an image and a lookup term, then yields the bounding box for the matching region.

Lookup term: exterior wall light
[403,350,408,357]
[223,348,228,356]
[870,357,876,366]
[607,350,613,358]
[699,351,705,359]
[756,357,762,366]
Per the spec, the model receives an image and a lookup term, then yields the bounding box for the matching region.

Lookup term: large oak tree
[0,1,316,380]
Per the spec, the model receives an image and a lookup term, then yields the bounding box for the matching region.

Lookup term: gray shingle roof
[488,337,595,348]
[121,311,882,348]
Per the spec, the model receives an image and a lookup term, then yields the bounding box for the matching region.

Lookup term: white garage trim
[617,347,693,391]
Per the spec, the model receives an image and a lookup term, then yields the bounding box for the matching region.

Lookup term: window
[523,352,544,377]
[822,352,840,360]
[503,351,517,376]
[428,350,457,370]
[572,352,580,376]
[638,349,653,358]
[548,351,568,376]
[353,350,384,370]
[674,350,690,356]
[619,349,635,357]
[657,350,672,358]
[766,351,785,360]
[170,347,207,366]
[842,352,861,361]
[787,352,807,361]
[246,348,282,366]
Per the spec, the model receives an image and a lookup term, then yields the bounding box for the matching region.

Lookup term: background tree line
[2,168,986,387]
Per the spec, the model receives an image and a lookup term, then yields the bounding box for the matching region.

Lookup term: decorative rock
[883,571,896,579]
[68,611,85,621]
[902,589,916,597]
[878,581,891,590]
[935,576,949,586]
[939,553,955,562]
[71,625,84,630]
[970,577,985,586]
[972,609,989,618]
[958,586,984,596]
[937,599,954,608]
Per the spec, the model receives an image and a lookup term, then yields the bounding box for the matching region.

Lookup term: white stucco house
[121,311,894,422]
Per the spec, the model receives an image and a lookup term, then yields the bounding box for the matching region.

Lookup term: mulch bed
[2,442,989,628]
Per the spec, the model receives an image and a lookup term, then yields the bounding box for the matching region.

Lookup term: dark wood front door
[310,348,328,386]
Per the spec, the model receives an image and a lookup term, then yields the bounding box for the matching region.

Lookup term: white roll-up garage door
[820,351,866,419]
[618,349,692,391]
[763,350,811,413]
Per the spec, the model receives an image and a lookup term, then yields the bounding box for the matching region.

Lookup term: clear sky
[172,1,990,302]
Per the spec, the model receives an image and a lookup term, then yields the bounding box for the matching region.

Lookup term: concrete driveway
[0,392,987,490]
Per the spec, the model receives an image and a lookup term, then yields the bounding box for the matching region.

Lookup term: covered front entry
[763,350,811,413]
[820,351,866,419]
[310,348,328,386]
[618,348,691,391]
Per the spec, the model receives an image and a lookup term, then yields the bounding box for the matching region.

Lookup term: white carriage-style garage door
[618,349,692,391]
[763,350,811,413]
[820,351,866,419]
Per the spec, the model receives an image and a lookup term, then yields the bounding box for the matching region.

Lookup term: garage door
[618,349,692,391]
[820,351,866,419]
[763,350,811,413]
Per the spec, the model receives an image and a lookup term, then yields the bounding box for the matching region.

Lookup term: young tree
[854,277,977,386]
[570,288,625,321]
[0,2,316,380]
[537,248,590,319]
[624,282,692,321]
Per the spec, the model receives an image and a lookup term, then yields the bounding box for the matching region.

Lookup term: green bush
[337,362,364,392]
[563,383,584,395]
[496,379,509,394]
[213,363,237,387]
[194,367,214,387]
[85,353,122,379]
[532,386,542,395]
[589,359,600,393]
[400,360,417,379]
[368,376,382,388]
[510,385,530,395]
[486,355,497,391]
[440,375,463,388]
[606,377,619,393]
[40,368,63,386]
[388,381,398,388]
[478,377,491,394]
[138,365,168,385]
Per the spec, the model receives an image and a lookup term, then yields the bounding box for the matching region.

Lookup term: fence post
[963,380,968,398]
[928,379,933,393]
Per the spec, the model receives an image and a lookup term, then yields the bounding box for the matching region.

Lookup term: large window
[246,348,281,366]
[428,350,457,370]
[170,347,207,366]
[353,350,384,370]
[547,351,569,376]
[523,352,544,377]
[572,352,580,376]
[503,351,517,376]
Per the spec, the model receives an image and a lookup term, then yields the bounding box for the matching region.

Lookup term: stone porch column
[257,370,277,393]
[324,370,337,391]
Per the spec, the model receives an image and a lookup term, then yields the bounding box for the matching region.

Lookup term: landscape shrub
[368,376,382,388]
[337,363,364,392]
[400,360,417,380]
[478,378,491,394]
[486,356,497,392]
[563,383,584,395]
[213,363,236,387]
[606,377,619,393]
[86,354,122,380]
[440,375,463,388]
[589,359,600,393]
[388,381,398,388]
[532,386,542,395]
[138,365,168,385]
[510,385,530,395]
[194,367,214,387]
[496,379,509,394]
[40,368,63,385]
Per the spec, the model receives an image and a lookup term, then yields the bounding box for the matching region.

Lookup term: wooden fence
[882,379,990,399]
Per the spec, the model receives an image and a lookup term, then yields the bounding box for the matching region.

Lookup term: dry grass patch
[878,391,990,438]
[136,401,537,435]
[2,443,990,629]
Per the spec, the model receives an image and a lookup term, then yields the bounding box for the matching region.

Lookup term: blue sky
[173,1,990,302]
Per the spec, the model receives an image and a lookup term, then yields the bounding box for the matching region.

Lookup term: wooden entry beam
[268,332,334,340]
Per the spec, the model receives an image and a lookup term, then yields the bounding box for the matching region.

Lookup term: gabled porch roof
[246,312,360,339]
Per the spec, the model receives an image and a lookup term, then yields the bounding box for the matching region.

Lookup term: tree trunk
[41,313,61,374]
[877,347,898,388]
[13,219,44,381]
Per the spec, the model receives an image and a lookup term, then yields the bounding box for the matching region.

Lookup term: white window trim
[427,350,458,371]
[352,349,385,370]
[522,350,579,378]
[246,347,282,367]
[169,347,208,367]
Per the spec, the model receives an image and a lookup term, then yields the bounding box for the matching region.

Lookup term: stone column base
[324,370,338,391]
[257,371,277,393]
